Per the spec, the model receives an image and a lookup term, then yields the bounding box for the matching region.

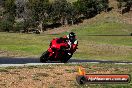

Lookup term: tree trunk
[60,17,64,25]
[64,17,68,25]
[38,21,43,32]
[71,18,74,25]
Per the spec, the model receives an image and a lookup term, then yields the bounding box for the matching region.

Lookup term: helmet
[68,32,76,41]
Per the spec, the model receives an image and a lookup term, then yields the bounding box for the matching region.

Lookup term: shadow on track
[0,57,132,64]
[0,57,40,64]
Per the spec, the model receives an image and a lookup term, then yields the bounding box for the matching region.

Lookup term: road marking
[0,63,64,67]
[1,62,132,67]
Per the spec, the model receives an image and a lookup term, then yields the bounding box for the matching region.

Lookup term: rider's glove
[68,53,71,55]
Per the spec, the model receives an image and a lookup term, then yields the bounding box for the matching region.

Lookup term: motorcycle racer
[63,32,78,54]
[40,32,78,63]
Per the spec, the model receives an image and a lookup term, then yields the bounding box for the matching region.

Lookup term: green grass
[0,21,132,61]
[0,33,57,56]
[68,22,132,61]
[75,22,132,35]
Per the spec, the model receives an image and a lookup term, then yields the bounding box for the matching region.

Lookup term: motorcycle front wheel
[60,54,72,63]
[40,51,49,63]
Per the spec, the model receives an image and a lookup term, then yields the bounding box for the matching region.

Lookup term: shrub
[13,22,25,32]
[0,19,13,32]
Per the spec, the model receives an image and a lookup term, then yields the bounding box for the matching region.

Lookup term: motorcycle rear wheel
[40,51,49,63]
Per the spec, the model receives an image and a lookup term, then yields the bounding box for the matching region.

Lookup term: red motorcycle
[40,38,77,63]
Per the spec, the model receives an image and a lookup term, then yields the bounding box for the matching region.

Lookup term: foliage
[27,0,50,22]
[73,0,109,18]
[1,0,109,32]
[1,0,16,32]
[49,0,76,25]
[0,19,14,32]
[4,0,16,15]
[117,0,132,8]
[13,22,25,32]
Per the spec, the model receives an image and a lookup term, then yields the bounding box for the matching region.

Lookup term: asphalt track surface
[0,57,132,67]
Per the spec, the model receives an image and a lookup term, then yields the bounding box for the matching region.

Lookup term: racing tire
[60,54,72,63]
[40,51,49,63]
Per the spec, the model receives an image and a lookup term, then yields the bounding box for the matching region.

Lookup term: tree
[49,0,76,25]
[0,19,14,32]
[15,0,29,18]
[2,0,16,32]
[13,21,25,32]
[67,3,79,25]
[117,0,132,14]
[96,0,109,13]
[26,0,50,32]
[74,0,109,18]
[117,0,132,8]
[4,0,16,17]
